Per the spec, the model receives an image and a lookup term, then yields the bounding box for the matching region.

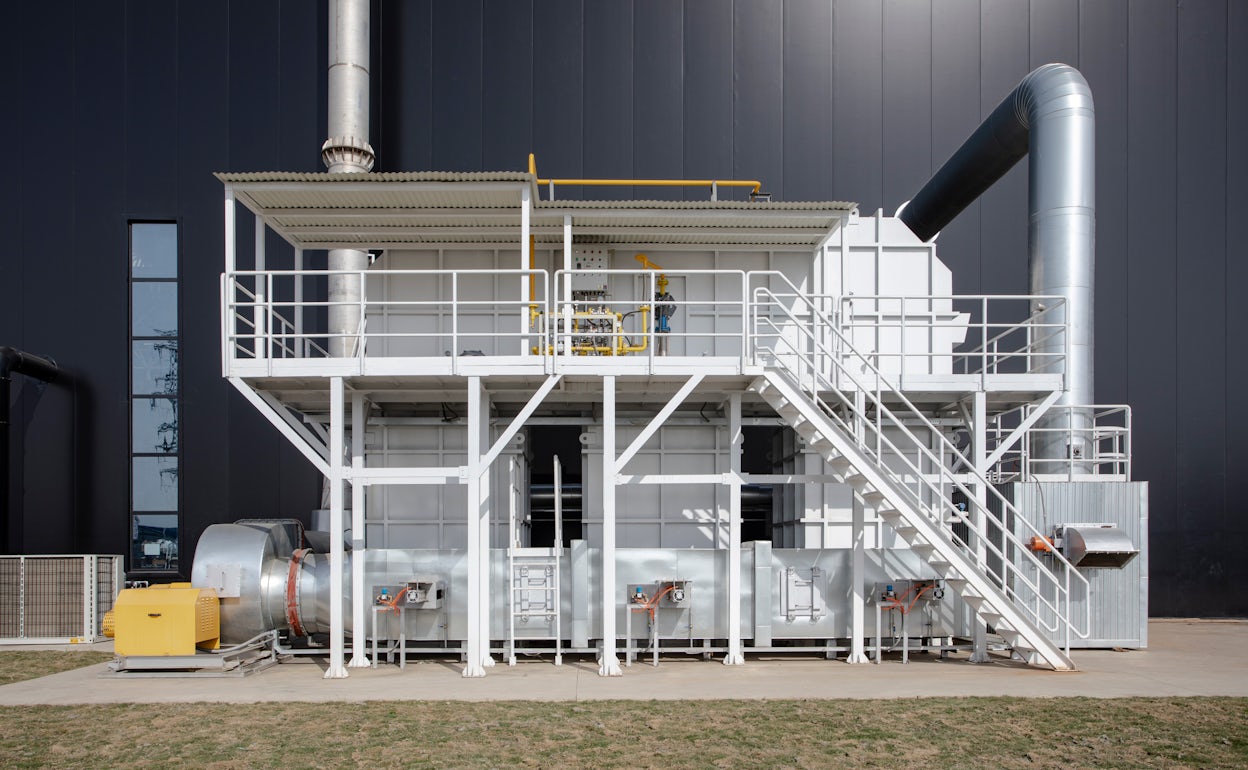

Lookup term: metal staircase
[749,277,1088,670]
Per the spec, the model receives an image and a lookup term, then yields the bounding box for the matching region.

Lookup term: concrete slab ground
[0,619,1243,705]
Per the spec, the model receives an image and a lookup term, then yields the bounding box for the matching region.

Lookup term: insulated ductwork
[899,64,1095,468]
[192,521,349,644]
[324,0,374,358]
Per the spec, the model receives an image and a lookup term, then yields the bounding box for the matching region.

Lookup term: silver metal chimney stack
[323,0,374,358]
[899,64,1095,471]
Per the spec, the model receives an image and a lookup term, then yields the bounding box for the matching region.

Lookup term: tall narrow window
[129,223,180,573]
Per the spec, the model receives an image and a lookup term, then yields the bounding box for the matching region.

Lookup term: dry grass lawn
[0,697,1244,769]
[0,650,114,686]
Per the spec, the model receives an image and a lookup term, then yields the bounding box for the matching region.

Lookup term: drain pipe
[1,347,60,554]
[323,0,374,358]
[899,63,1095,470]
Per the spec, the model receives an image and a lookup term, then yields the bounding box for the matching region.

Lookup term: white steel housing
[204,166,1143,677]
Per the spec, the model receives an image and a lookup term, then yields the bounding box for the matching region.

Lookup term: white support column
[348,390,370,668]
[847,487,870,664]
[464,376,486,677]
[223,189,237,377]
[599,375,622,676]
[325,377,348,679]
[970,389,991,663]
[294,248,305,357]
[224,188,236,275]
[847,391,870,664]
[724,393,745,665]
[520,186,531,354]
[477,382,495,669]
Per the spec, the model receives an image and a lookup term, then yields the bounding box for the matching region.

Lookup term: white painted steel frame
[599,376,621,676]
[326,376,347,678]
[724,392,744,665]
[348,391,369,668]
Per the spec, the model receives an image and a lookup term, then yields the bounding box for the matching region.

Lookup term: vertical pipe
[599,375,621,675]
[0,349,59,556]
[324,0,375,358]
[0,372,9,554]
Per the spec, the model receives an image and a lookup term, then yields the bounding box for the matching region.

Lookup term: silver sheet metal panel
[351,544,967,644]
[1000,481,1148,648]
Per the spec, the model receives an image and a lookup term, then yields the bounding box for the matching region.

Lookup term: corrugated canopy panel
[217,172,856,250]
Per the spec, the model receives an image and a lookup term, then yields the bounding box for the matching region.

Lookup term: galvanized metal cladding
[198,9,1148,682]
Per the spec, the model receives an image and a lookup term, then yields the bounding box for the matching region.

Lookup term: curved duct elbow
[899,64,1095,465]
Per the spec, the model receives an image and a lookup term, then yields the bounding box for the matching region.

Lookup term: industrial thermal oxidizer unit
[184,1,1145,680]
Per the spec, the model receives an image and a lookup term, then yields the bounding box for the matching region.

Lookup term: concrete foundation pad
[0,620,1243,705]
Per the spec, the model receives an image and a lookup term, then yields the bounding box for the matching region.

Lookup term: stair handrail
[748,273,1089,645]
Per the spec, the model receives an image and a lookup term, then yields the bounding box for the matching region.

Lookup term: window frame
[127,220,182,576]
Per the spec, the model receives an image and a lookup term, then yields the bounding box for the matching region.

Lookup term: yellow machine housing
[113,583,220,656]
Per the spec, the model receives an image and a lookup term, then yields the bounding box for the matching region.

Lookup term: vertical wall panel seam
[580,0,585,183]
[479,0,484,171]
[1173,0,1179,523]
[928,0,934,178]
[530,2,535,170]
[730,0,737,188]
[829,0,836,190]
[1223,0,1230,520]
[779,0,785,201]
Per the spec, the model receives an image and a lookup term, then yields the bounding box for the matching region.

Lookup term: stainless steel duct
[899,63,1095,467]
[323,0,374,358]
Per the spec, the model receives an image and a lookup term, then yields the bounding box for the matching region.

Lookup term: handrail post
[741,272,749,368]
[265,272,274,362]
[452,272,459,374]
[356,270,365,363]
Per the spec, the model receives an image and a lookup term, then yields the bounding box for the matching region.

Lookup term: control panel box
[627,580,692,608]
[373,577,444,610]
[571,248,610,293]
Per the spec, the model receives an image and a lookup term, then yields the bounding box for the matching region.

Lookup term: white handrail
[223,269,550,368]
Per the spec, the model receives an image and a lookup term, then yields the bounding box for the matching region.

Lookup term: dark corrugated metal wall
[0,1,1242,616]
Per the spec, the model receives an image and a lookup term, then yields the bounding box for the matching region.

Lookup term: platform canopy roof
[216,171,856,251]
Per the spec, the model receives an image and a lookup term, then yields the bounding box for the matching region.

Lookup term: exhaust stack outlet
[899,63,1095,470]
[325,0,374,358]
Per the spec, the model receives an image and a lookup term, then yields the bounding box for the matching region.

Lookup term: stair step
[893,525,919,540]
[826,456,852,473]
[911,543,937,559]
[862,490,886,505]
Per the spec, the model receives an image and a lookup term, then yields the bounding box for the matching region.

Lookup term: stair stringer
[752,370,1076,671]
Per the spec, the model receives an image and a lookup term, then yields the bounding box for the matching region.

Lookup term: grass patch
[0,651,114,686]
[0,697,1244,769]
